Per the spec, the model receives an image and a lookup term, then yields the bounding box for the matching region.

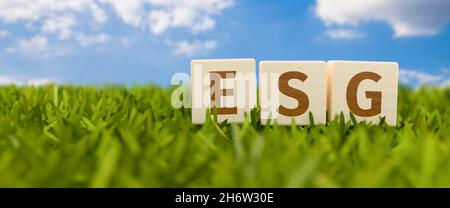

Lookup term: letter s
[278,71,309,117]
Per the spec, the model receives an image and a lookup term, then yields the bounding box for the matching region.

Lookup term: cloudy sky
[0,0,449,86]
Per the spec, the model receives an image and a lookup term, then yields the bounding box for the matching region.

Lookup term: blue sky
[0,0,449,86]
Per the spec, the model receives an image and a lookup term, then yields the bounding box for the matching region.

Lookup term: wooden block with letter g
[327,61,398,126]
[191,59,257,124]
[259,61,327,125]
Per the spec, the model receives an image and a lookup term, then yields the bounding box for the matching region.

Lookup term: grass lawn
[0,84,449,187]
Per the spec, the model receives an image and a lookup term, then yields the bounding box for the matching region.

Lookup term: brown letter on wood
[346,72,382,117]
[210,71,237,115]
[278,71,309,116]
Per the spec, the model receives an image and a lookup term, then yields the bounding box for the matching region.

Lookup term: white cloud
[76,33,111,47]
[16,35,67,57]
[148,10,172,34]
[0,75,16,85]
[0,0,106,23]
[0,0,234,33]
[399,69,443,86]
[192,16,215,33]
[148,0,233,33]
[7,33,109,58]
[315,0,450,37]
[90,3,108,24]
[0,30,8,37]
[100,0,143,26]
[41,15,76,39]
[121,37,133,47]
[4,47,16,53]
[174,40,217,56]
[146,0,233,35]
[0,74,54,86]
[18,35,50,56]
[0,0,233,56]
[0,0,109,56]
[440,79,450,88]
[325,28,363,39]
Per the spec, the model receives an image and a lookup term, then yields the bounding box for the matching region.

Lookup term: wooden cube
[327,61,398,126]
[191,59,256,124]
[259,61,327,125]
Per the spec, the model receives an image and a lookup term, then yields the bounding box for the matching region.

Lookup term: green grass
[0,84,449,188]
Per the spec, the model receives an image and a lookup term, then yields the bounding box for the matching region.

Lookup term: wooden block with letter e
[191,59,257,124]
[327,61,398,126]
[259,61,327,125]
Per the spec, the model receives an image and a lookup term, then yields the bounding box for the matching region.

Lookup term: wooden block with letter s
[259,61,327,125]
[191,59,257,124]
[327,61,398,126]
